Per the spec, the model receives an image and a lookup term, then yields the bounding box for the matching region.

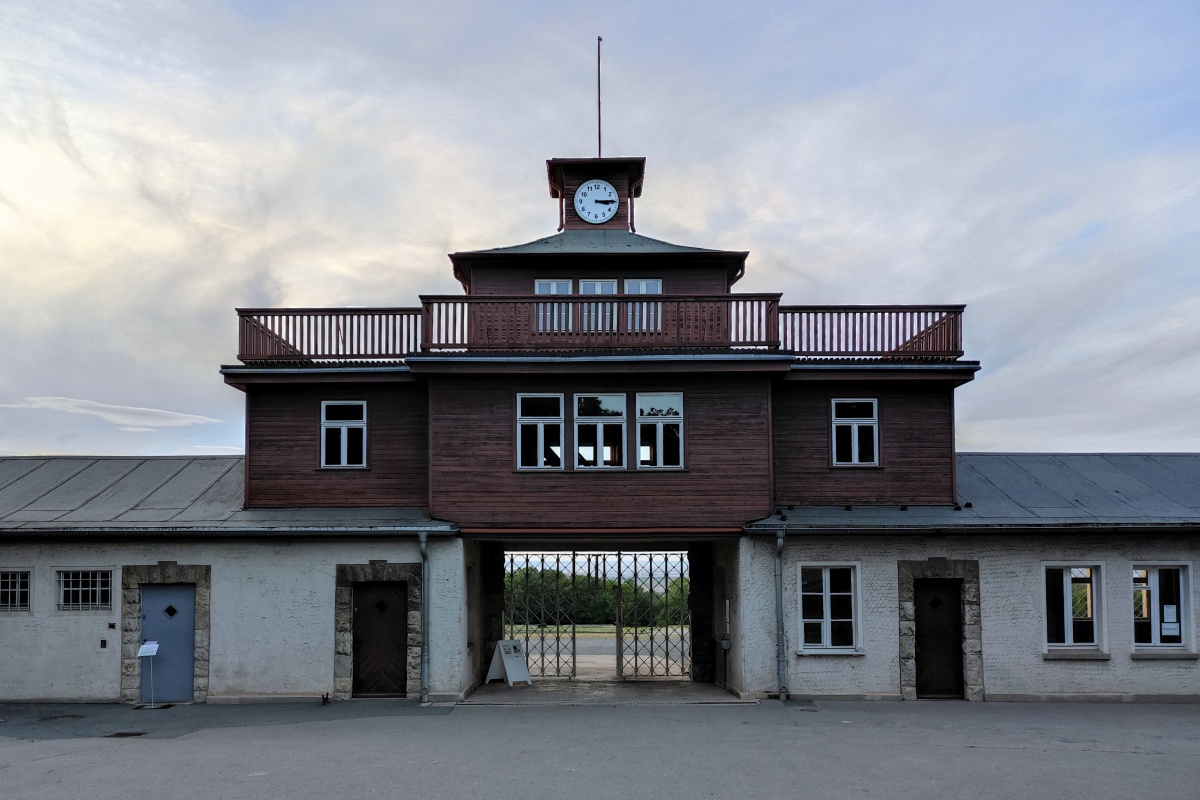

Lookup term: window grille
[57,570,112,611]
[0,571,30,612]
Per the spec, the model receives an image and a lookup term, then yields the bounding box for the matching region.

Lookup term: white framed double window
[574,394,625,468]
[625,278,662,333]
[636,392,683,469]
[797,563,861,652]
[535,279,573,332]
[517,394,564,469]
[1044,565,1104,648]
[57,570,112,611]
[831,399,878,466]
[579,279,617,332]
[0,570,31,612]
[1132,565,1191,648]
[321,401,367,468]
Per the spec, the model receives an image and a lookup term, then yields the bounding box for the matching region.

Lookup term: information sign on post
[485,640,533,687]
[137,640,165,709]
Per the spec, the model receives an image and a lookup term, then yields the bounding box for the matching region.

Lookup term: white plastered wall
[0,538,470,702]
[732,533,1199,700]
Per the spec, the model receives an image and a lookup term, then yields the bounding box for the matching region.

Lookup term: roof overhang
[546,157,646,199]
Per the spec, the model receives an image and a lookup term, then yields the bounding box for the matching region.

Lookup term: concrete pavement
[2,697,1198,799]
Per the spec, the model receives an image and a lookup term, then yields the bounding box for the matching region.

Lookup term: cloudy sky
[1,1,1198,456]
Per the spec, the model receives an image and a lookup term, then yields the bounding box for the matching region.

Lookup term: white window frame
[831,398,878,466]
[0,569,32,612]
[573,393,626,469]
[624,278,663,332]
[636,392,684,469]
[517,393,565,470]
[320,401,367,468]
[1042,563,1106,651]
[56,569,113,611]
[1132,563,1193,650]
[578,279,617,332]
[535,279,573,332]
[796,562,863,654]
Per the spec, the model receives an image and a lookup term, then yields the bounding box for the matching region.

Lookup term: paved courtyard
[2,696,1198,800]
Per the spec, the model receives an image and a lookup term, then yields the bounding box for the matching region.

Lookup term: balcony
[236,298,964,362]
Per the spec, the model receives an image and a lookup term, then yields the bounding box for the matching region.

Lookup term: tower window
[321,401,367,468]
[831,399,878,466]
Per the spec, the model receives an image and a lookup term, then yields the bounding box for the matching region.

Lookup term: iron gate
[503,551,692,679]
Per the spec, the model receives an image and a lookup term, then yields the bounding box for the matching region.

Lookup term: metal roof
[451,229,745,257]
[0,457,449,534]
[748,453,1200,533]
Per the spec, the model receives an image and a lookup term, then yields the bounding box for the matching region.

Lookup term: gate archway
[503,551,692,680]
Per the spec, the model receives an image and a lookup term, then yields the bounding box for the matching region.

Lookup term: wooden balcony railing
[778,305,964,358]
[237,308,422,361]
[421,294,781,350]
[236,301,964,361]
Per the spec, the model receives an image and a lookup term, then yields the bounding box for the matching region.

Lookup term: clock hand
[593,199,616,205]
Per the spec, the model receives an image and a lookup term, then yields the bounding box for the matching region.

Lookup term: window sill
[796,649,864,657]
[316,466,369,471]
[1043,649,1110,661]
[1130,649,1198,660]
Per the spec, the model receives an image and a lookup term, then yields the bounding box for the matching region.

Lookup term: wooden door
[352,583,408,696]
[914,579,964,699]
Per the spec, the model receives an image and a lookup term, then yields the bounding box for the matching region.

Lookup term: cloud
[0,397,221,430]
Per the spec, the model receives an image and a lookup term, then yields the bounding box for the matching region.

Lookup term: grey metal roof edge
[790,361,981,372]
[742,521,1200,535]
[450,230,749,258]
[0,524,459,538]
[221,365,412,375]
[404,352,797,364]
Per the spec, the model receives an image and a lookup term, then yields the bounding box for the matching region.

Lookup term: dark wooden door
[914,579,964,699]
[353,583,408,696]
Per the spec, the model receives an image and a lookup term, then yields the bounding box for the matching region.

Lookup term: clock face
[573,179,620,224]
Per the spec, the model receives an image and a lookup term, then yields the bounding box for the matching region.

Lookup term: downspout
[775,528,789,701]
[419,531,430,703]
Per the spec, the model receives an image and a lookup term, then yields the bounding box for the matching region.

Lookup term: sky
[1,0,1199,456]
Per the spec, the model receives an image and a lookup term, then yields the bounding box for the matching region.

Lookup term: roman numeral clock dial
[573,179,620,224]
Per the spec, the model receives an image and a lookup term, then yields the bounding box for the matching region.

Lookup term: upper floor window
[535,280,573,333]
[625,279,662,332]
[575,394,625,468]
[321,401,366,468]
[832,399,878,466]
[57,570,111,611]
[798,564,860,651]
[0,570,30,612]
[579,280,617,332]
[1133,565,1190,648]
[517,394,564,470]
[1045,565,1102,648]
[637,392,683,469]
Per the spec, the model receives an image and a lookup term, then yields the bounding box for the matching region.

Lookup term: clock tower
[547,157,645,232]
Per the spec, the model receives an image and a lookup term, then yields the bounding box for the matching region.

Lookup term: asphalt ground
[2,698,1199,800]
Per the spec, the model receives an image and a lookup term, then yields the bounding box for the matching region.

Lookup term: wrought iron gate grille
[503,551,691,679]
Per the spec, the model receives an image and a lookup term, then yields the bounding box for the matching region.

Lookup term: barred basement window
[1045,566,1101,647]
[57,570,112,611]
[636,393,683,469]
[0,571,30,612]
[831,399,878,466]
[574,394,625,468]
[321,401,367,468]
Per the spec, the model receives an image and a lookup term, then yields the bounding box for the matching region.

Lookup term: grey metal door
[140,584,196,703]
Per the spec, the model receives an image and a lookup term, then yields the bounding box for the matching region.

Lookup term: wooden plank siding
[245,384,428,507]
[773,382,956,506]
[561,172,632,231]
[428,375,773,528]
[467,261,732,296]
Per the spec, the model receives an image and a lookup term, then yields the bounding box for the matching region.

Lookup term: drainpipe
[775,528,789,701]
[419,532,430,703]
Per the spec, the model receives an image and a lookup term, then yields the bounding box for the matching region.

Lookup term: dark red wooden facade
[225,154,978,519]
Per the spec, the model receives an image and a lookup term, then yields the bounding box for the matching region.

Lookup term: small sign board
[485,640,532,687]
[137,641,159,657]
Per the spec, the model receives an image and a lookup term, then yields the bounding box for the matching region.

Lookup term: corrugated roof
[748,453,1200,532]
[0,457,448,533]
[452,229,744,256]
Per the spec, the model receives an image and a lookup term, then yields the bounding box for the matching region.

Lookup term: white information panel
[485,639,532,687]
[138,641,160,657]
